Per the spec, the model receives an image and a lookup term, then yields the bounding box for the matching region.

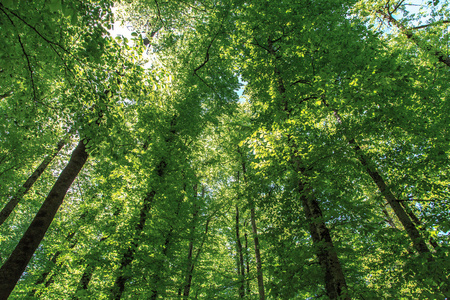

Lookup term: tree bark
[239,156,265,300]
[182,185,200,299]
[400,201,438,249]
[351,139,431,255]
[0,139,88,299]
[0,138,66,226]
[250,207,265,300]
[111,190,156,300]
[235,204,245,298]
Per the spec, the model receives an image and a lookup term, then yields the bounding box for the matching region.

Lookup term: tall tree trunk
[29,232,78,297]
[380,204,398,230]
[0,139,88,299]
[150,182,186,300]
[327,105,431,255]
[182,185,201,299]
[250,207,265,300]
[111,190,156,300]
[298,178,350,300]
[324,101,450,296]
[239,155,265,300]
[235,204,245,298]
[0,138,66,226]
[266,37,350,299]
[244,231,250,296]
[73,208,121,298]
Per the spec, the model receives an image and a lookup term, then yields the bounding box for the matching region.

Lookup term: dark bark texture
[0,139,88,300]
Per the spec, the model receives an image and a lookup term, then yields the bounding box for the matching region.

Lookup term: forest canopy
[0,0,449,299]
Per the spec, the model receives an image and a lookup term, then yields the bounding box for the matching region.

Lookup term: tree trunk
[0,139,88,299]
[244,232,250,296]
[111,190,156,300]
[298,178,350,300]
[250,207,265,300]
[0,138,66,226]
[239,155,265,300]
[351,140,431,255]
[380,204,398,230]
[182,185,200,299]
[29,232,78,297]
[235,204,245,298]
[377,10,450,68]
[400,201,438,249]
[266,37,350,299]
[327,105,431,255]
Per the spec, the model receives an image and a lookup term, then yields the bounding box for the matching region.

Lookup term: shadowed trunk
[182,185,201,299]
[0,139,88,299]
[235,204,245,298]
[111,190,156,300]
[266,37,350,299]
[0,138,66,226]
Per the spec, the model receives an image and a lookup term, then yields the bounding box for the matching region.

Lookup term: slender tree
[0,139,88,299]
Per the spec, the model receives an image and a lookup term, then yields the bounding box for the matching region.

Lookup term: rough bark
[0,138,66,226]
[0,139,88,299]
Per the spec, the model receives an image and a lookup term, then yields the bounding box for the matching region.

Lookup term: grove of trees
[0,0,449,299]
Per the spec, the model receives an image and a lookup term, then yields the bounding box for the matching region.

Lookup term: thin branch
[411,20,450,30]
[0,7,37,100]
[397,199,443,202]
[154,0,165,27]
[193,30,220,74]
[2,5,71,55]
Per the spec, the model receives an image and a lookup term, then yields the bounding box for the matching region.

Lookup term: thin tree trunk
[380,204,398,229]
[111,190,156,300]
[235,204,245,298]
[324,95,450,296]
[250,207,265,300]
[400,201,438,249]
[29,232,78,297]
[377,10,450,68]
[0,139,88,299]
[73,208,121,299]
[182,185,200,299]
[150,182,186,300]
[244,231,250,296]
[239,156,265,300]
[0,138,66,226]
[328,106,431,255]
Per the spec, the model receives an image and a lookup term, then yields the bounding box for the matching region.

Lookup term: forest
[0,0,449,299]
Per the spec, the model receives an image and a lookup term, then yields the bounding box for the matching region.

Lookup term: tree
[1,0,449,299]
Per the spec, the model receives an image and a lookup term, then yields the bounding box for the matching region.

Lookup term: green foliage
[1,0,449,299]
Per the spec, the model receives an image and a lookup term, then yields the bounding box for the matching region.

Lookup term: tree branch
[411,20,450,30]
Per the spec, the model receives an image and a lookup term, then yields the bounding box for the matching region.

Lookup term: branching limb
[0,7,37,100]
